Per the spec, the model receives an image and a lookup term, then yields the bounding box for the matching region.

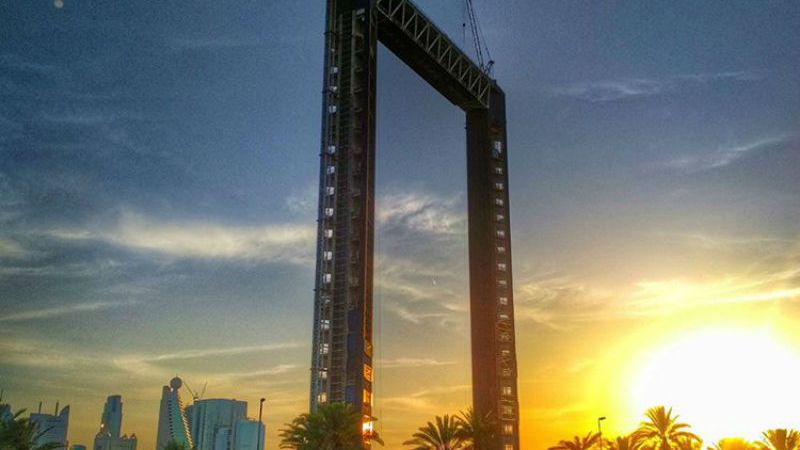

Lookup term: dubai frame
[309,1,520,449]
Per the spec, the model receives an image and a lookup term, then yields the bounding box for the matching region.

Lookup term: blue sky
[1,1,799,449]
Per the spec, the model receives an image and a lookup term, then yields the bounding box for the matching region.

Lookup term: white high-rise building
[155,377,193,450]
[233,419,264,450]
[30,405,69,449]
[185,399,246,450]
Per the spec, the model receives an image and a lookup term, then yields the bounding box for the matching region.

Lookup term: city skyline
[1,0,799,449]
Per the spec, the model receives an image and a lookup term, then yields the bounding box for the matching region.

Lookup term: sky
[1,1,799,449]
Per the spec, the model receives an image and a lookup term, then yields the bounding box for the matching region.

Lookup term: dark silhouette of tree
[608,433,644,450]
[403,414,466,450]
[279,402,383,450]
[456,408,495,450]
[549,432,602,450]
[675,437,702,450]
[708,438,757,450]
[635,406,699,450]
[0,409,63,450]
[757,430,800,450]
[162,440,188,450]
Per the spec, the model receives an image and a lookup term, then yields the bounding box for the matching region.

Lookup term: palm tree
[404,415,466,450]
[635,406,699,450]
[279,402,383,450]
[674,437,702,450]
[708,438,757,450]
[455,408,495,450]
[608,434,643,450]
[549,432,602,450]
[757,429,800,450]
[0,409,63,450]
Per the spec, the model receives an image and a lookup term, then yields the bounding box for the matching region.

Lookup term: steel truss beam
[374,0,491,110]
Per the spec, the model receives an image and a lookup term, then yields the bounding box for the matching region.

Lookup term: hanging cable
[464,0,494,75]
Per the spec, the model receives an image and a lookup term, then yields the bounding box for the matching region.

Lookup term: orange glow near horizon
[625,327,800,443]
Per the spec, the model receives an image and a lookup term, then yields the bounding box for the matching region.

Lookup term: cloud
[131,342,302,362]
[0,334,108,369]
[381,384,470,412]
[553,70,763,103]
[554,79,665,102]
[659,135,790,172]
[0,300,138,323]
[52,211,316,264]
[376,358,456,369]
[215,364,300,379]
[377,190,464,235]
[285,184,318,216]
[0,239,27,259]
[514,242,800,329]
[111,342,303,377]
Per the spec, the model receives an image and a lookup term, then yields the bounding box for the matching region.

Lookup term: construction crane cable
[463,0,493,74]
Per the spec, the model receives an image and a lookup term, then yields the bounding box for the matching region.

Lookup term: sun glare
[629,328,800,443]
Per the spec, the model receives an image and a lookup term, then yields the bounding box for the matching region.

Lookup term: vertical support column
[311,0,377,445]
[467,85,520,450]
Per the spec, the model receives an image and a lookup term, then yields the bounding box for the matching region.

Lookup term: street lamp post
[257,398,266,450]
[597,416,607,450]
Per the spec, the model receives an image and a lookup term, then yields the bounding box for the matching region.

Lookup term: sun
[627,327,800,443]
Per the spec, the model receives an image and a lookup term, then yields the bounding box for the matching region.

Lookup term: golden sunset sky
[1,1,799,449]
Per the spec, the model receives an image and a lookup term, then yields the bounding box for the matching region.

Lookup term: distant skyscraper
[156,377,193,450]
[94,395,136,450]
[101,396,122,439]
[185,399,247,450]
[233,419,264,450]
[30,404,69,449]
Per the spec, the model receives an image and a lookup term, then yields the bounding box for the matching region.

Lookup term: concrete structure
[185,399,247,450]
[233,419,264,450]
[30,404,70,449]
[309,1,519,449]
[155,377,193,450]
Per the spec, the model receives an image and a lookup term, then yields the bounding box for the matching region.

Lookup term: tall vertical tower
[310,1,520,449]
[156,377,193,450]
[310,0,377,420]
[101,395,122,440]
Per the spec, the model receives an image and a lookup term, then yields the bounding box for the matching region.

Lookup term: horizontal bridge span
[375,0,492,110]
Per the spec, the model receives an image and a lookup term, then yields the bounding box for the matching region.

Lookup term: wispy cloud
[514,241,800,329]
[381,384,470,412]
[554,79,664,102]
[659,135,790,172]
[553,70,763,103]
[131,342,302,362]
[0,300,138,323]
[376,358,457,369]
[52,211,316,264]
[0,239,27,259]
[377,190,464,235]
[112,342,303,376]
[285,184,318,217]
[214,364,300,379]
